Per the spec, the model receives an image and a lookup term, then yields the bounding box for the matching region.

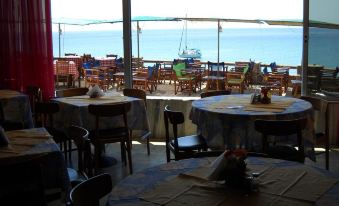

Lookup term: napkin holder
[0,126,9,146]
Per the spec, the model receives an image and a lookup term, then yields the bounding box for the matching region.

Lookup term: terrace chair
[65,53,77,56]
[55,60,72,88]
[172,62,196,95]
[55,87,89,98]
[254,118,307,163]
[106,54,118,58]
[263,73,286,96]
[164,105,207,162]
[70,173,112,206]
[300,96,330,170]
[226,65,249,94]
[133,64,159,93]
[159,62,173,84]
[123,88,151,155]
[88,102,133,174]
[203,61,227,91]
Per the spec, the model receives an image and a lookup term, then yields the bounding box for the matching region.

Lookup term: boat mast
[185,14,187,50]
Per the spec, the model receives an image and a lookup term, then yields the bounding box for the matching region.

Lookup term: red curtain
[0,0,54,100]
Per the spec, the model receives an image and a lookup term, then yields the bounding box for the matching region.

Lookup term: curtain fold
[0,0,54,100]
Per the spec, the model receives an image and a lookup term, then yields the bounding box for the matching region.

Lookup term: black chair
[34,102,69,162]
[0,101,24,131]
[70,173,112,206]
[164,105,207,162]
[200,90,231,98]
[123,88,150,155]
[88,102,133,174]
[254,118,307,163]
[300,96,330,169]
[26,85,42,118]
[66,125,93,187]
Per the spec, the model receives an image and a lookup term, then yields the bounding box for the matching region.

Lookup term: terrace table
[0,128,70,194]
[0,90,33,128]
[190,94,315,159]
[53,60,79,79]
[95,57,116,67]
[107,156,339,205]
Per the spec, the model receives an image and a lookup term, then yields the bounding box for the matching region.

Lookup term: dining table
[0,89,33,128]
[52,92,150,138]
[0,127,70,194]
[189,94,315,160]
[107,156,339,206]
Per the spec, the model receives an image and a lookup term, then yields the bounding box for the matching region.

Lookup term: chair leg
[146,137,150,155]
[120,142,126,165]
[126,140,133,174]
[325,137,330,170]
[166,145,170,162]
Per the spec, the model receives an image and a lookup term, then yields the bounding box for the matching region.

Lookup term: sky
[51,0,303,31]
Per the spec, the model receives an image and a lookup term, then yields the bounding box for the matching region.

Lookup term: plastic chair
[70,173,112,206]
[88,102,133,174]
[123,88,150,155]
[254,118,307,163]
[164,105,207,162]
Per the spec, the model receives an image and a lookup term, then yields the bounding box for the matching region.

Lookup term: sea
[52,27,339,75]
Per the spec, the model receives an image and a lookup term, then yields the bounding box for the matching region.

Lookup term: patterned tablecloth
[52,93,150,133]
[95,57,116,67]
[0,90,33,128]
[55,56,83,69]
[190,94,315,159]
[0,128,70,192]
[107,157,339,206]
[53,60,79,79]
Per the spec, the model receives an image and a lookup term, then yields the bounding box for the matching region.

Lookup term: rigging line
[178,23,185,55]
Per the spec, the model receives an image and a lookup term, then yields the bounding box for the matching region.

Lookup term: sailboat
[178,17,202,59]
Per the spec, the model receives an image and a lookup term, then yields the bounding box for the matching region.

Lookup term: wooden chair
[123,88,150,155]
[132,64,158,93]
[159,62,173,84]
[70,173,112,206]
[88,102,133,174]
[66,125,93,187]
[254,118,307,163]
[106,54,118,58]
[226,65,248,94]
[204,61,227,91]
[200,90,231,98]
[300,96,330,170]
[26,85,42,118]
[164,105,207,162]
[34,102,69,162]
[55,60,73,88]
[65,53,77,56]
[0,101,24,131]
[55,87,89,98]
[263,73,286,96]
[172,62,196,95]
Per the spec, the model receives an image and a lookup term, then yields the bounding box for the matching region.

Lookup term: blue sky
[52,0,303,31]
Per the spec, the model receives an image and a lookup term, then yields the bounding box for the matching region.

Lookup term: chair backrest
[254,118,307,153]
[172,62,186,77]
[26,85,43,115]
[123,88,146,107]
[56,88,89,98]
[200,90,231,98]
[164,105,185,150]
[106,54,118,58]
[70,173,112,206]
[67,125,92,177]
[34,102,59,128]
[56,60,70,74]
[65,53,77,56]
[207,61,226,77]
[88,102,131,134]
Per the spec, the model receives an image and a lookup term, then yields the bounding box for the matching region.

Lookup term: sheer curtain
[0,0,54,100]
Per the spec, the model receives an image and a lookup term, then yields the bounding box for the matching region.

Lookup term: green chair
[226,66,249,94]
[172,62,196,95]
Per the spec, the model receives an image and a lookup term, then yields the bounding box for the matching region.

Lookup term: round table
[190,94,314,158]
[107,157,339,206]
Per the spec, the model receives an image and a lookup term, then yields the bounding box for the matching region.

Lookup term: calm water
[52,27,339,70]
[52,28,303,66]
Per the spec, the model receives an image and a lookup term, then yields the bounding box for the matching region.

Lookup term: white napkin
[86,85,104,98]
[207,151,229,181]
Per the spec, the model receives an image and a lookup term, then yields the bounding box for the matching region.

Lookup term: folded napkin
[86,85,104,98]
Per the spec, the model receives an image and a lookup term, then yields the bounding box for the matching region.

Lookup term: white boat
[178,16,202,59]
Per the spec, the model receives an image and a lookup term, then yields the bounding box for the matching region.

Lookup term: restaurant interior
[1,0,339,205]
